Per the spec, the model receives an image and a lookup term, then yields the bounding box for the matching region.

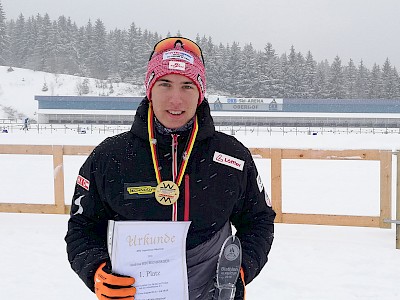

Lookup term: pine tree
[79,20,94,76]
[259,43,281,97]
[5,18,14,64]
[238,43,259,97]
[213,43,230,93]
[328,55,345,99]
[356,60,369,99]
[200,36,218,94]
[285,46,306,98]
[393,67,400,98]
[107,28,125,81]
[303,51,317,98]
[344,59,357,99]
[90,18,109,79]
[314,60,330,98]
[280,53,290,97]
[382,58,396,99]
[134,28,151,83]
[55,16,72,73]
[368,64,383,98]
[9,14,28,67]
[41,14,55,72]
[296,51,307,98]
[0,0,9,65]
[30,13,53,71]
[225,42,241,95]
[24,16,39,70]
[121,22,139,83]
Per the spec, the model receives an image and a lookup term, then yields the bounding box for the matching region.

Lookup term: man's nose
[168,87,183,105]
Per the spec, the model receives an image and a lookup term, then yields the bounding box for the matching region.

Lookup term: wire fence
[1,122,400,136]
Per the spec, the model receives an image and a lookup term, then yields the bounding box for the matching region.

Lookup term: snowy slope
[0,66,145,119]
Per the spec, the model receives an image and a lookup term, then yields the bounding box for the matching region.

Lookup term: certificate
[108,221,191,300]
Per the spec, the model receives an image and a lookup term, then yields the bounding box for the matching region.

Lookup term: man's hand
[94,262,136,300]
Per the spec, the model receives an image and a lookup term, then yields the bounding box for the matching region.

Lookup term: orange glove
[94,262,136,300]
[240,268,246,300]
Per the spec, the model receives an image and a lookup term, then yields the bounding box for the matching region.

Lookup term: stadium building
[34,95,400,128]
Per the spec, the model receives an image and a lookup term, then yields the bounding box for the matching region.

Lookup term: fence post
[397,151,400,249]
[271,149,282,223]
[380,151,392,228]
[52,145,65,214]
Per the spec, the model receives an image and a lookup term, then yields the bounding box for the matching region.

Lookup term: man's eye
[183,85,194,89]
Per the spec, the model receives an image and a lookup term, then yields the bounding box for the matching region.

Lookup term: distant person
[65,37,275,300]
[22,118,29,131]
[214,97,223,110]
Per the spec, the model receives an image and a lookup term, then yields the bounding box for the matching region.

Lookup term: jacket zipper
[184,174,190,221]
[171,134,179,221]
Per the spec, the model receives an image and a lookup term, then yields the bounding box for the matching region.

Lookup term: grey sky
[2,0,400,69]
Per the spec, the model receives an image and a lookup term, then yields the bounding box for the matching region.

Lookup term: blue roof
[34,95,143,102]
[35,95,144,110]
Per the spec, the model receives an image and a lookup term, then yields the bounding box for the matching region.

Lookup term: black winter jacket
[65,98,275,299]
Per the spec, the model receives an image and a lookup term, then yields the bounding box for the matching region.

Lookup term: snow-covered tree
[212,43,230,93]
[54,16,79,74]
[2,8,399,99]
[381,58,396,99]
[284,46,306,98]
[8,14,28,67]
[303,51,317,98]
[225,42,242,95]
[30,14,54,71]
[199,36,218,93]
[314,60,330,98]
[0,0,9,64]
[393,67,400,98]
[258,43,281,97]
[90,18,109,79]
[368,64,383,98]
[356,60,369,99]
[344,59,357,99]
[327,55,345,99]
[238,43,259,97]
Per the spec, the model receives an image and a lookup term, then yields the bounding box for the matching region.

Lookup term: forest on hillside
[0,2,399,99]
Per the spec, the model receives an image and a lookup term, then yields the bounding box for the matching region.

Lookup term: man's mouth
[168,110,184,115]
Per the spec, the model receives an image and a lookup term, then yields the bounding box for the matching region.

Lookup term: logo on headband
[146,71,155,89]
[197,74,204,93]
[163,50,194,64]
[169,61,186,71]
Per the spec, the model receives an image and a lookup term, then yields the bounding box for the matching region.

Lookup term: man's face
[151,74,199,129]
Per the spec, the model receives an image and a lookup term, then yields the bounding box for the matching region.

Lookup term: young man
[65,37,275,300]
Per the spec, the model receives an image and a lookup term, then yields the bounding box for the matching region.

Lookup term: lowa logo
[127,186,156,195]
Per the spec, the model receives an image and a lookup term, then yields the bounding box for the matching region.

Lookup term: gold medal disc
[155,181,180,205]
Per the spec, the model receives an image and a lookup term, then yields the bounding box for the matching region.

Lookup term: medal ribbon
[147,103,198,210]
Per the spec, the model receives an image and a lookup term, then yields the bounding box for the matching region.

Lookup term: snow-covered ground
[1,130,400,299]
[1,67,400,299]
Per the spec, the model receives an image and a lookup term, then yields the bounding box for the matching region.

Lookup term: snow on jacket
[65,98,275,299]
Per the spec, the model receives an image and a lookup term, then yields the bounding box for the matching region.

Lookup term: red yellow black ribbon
[147,103,198,187]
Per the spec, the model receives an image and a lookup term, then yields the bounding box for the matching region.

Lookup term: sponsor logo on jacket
[77,175,90,191]
[213,151,244,171]
[124,182,157,200]
[127,186,156,195]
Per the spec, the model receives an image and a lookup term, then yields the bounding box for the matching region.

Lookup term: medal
[155,181,180,205]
